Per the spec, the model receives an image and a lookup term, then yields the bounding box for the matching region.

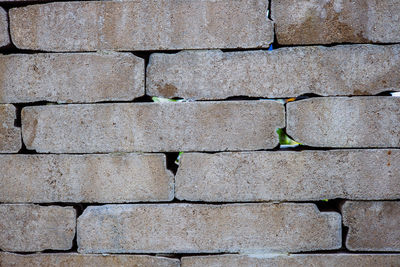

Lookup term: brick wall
[0,0,399,266]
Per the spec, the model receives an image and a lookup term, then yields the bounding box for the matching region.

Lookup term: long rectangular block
[0,7,9,47]
[0,204,75,252]
[0,104,21,153]
[10,0,273,51]
[22,101,284,153]
[0,53,144,103]
[176,150,400,202]
[0,253,180,267]
[77,203,341,253]
[272,0,400,44]
[342,201,400,251]
[182,254,400,267]
[287,97,400,147]
[0,154,173,203]
[147,45,400,99]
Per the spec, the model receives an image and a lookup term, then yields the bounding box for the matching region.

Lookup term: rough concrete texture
[176,150,400,202]
[147,45,400,99]
[0,104,21,153]
[342,201,400,251]
[181,254,400,267]
[77,203,341,253]
[22,101,284,153]
[0,154,173,203]
[0,205,76,252]
[10,0,273,51]
[0,253,180,267]
[287,97,400,147]
[0,7,9,47]
[0,53,144,103]
[272,0,400,44]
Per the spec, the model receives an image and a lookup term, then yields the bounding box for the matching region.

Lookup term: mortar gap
[223,95,262,101]
[276,127,302,150]
[164,152,180,175]
[131,94,153,103]
[270,24,281,51]
[0,1,66,10]
[294,93,323,101]
[314,198,344,213]
[131,51,151,64]
[220,47,270,52]
[13,101,55,107]
[271,42,400,49]
[375,90,399,96]
[18,142,37,154]
[13,104,22,128]
[342,225,349,250]
[292,248,348,254]
[0,250,37,255]
[267,0,272,20]
[158,252,238,259]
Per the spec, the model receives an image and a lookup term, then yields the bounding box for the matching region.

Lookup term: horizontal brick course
[181,254,400,267]
[0,253,180,267]
[342,201,400,251]
[176,150,400,202]
[287,97,400,147]
[0,154,173,203]
[77,203,341,253]
[0,7,9,47]
[0,205,76,252]
[10,0,273,51]
[0,104,21,153]
[21,101,284,153]
[148,45,400,99]
[272,0,400,44]
[0,53,144,104]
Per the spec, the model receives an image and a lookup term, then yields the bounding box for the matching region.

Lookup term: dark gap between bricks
[7,93,398,109]
[21,200,378,207]
[0,1,106,10]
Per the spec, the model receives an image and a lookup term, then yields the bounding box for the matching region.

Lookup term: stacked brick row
[0,0,399,266]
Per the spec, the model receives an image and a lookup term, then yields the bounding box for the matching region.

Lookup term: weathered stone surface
[0,104,21,153]
[22,101,284,153]
[148,45,400,99]
[176,150,400,202]
[0,154,173,203]
[272,0,400,44]
[77,203,341,253]
[0,253,180,267]
[0,53,144,103]
[0,204,75,252]
[182,254,400,267]
[287,97,400,147]
[342,201,400,251]
[10,0,273,51]
[0,8,9,47]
